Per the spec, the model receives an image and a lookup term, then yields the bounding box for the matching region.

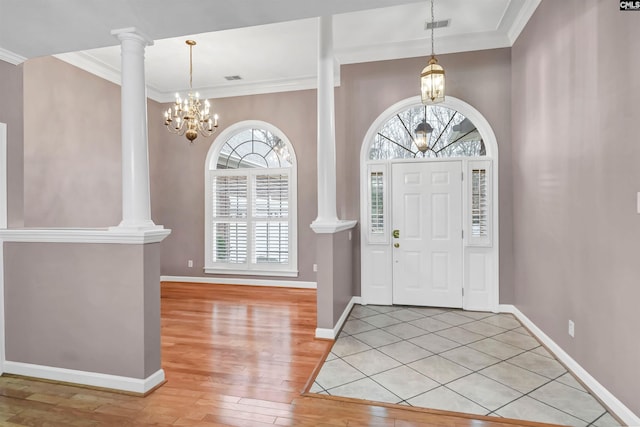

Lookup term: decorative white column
[311,17,356,234]
[111,27,160,230]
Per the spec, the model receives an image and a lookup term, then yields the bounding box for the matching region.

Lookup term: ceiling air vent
[224,75,243,81]
[425,19,451,30]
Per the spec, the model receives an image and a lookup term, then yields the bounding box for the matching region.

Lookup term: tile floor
[310,305,621,427]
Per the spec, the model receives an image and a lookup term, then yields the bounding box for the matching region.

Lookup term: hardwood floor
[0,282,561,426]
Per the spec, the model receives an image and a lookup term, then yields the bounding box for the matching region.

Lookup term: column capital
[111,27,154,46]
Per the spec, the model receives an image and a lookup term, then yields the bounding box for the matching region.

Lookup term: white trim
[336,32,511,66]
[499,304,640,426]
[0,122,6,229]
[315,296,361,339]
[507,0,542,44]
[157,73,342,103]
[161,275,316,289]
[310,219,357,234]
[0,48,26,65]
[0,125,5,374]
[0,241,4,375]
[203,268,299,277]
[3,362,165,394]
[54,52,341,103]
[0,228,171,244]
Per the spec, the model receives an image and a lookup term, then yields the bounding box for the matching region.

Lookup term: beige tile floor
[310,305,621,427]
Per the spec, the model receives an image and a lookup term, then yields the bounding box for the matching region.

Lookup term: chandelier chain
[189,43,193,90]
[430,0,435,57]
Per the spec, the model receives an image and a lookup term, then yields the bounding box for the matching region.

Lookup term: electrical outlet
[313,264,318,272]
[188,260,193,268]
[568,320,575,338]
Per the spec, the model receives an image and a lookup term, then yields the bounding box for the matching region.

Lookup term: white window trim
[204,120,298,277]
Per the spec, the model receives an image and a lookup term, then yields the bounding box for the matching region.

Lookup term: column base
[110,219,163,231]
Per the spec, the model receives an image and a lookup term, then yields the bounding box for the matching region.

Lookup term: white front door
[392,161,463,308]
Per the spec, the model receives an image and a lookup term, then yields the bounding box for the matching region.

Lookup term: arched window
[205,121,297,276]
[369,104,485,160]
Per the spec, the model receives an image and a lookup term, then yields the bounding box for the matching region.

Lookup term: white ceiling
[0,0,540,102]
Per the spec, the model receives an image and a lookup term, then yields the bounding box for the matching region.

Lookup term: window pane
[254,174,288,218]
[370,172,384,234]
[253,221,289,264]
[217,128,292,169]
[369,104,485,160]
[213,222,247,263]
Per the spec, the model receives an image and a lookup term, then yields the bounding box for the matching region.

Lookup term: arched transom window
[205,122,297,276]
[369,104,485,160]
[217,128,292,169]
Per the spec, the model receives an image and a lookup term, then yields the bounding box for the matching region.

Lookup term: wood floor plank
[0,283,563,427]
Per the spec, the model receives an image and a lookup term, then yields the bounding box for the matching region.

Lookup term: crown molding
[54,51,122,86]
[507,0,542,44]
[54,51,342,102]
[52,1,540,101]
[336,31,511,66]
[0,47,26,65]
[152,72,341,103]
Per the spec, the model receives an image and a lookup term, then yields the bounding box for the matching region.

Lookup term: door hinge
[461,171,464,180]
[462,288,465,296]
[461,229,464,239]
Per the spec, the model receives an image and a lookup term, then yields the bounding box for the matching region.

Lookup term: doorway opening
[360,96,499,311]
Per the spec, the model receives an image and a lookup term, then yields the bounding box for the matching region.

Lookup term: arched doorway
[359,96,499,312]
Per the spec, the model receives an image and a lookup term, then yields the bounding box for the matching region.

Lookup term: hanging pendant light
[414,119,433,154]
[163,40,219,142]
[421,0,445,104]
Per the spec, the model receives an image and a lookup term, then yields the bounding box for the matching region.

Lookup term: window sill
[204,268,299,277]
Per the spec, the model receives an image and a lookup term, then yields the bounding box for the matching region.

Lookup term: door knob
[394,243,400,248]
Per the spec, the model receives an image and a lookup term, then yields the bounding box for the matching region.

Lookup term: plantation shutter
[367,163,388,244]
[253,173,289,264]
[467,160,492,247]
[212,175,248,264]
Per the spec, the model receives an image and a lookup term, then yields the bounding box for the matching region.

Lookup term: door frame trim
[0,122,6,375]
[359,96,500,311]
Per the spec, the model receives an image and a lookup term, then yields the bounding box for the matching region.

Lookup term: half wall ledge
[310,219,357,234]
[0,227,171,244]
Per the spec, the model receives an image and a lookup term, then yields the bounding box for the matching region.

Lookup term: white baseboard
[161,275,316,289]
[3,361,165,394]
[315,296,361,339]
[499,304,640,426]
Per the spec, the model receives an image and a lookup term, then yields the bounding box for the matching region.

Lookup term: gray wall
[0,59,24,227]
[316,229,354,329]
[336,50,514,302]
[23,56,122,227]
[4,242,162,379]
[511,0,640,415]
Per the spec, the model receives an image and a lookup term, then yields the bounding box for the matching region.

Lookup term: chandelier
[414,118,433,154]
[421,0,445,104]
[164,40,219,142]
